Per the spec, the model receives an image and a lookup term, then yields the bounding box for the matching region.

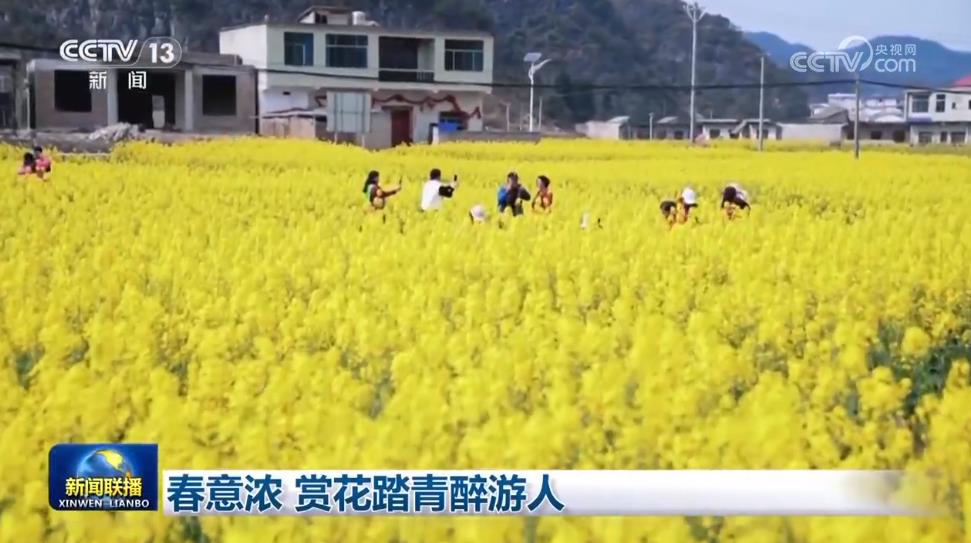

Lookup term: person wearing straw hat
[660,187,699,227]
[469,204,488,224]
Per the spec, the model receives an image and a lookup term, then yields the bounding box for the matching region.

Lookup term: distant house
[904,76,971,145]
[779,93,907,144]
[654,116,780,141]
[0,41,62,130]
[576,116,631,140]
[219,5,495,148]
[26,52,256,133]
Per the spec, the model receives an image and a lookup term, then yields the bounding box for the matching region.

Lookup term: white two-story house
[219,6,494,148]
[904,76,971,145]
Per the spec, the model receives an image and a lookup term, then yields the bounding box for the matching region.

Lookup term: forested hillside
[0,0,810,125]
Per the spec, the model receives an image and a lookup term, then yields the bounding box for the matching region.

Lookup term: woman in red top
[532,175,554,213]
[17,153,45,181]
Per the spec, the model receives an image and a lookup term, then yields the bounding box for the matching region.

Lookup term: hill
[746,32,971,101]
[1,0,811,125]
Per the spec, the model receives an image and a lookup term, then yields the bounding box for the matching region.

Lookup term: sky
[697,0,971,52]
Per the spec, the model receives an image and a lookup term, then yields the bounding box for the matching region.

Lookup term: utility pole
[538,97,543,132]
[854,72,861,159]
[758,55,765,152]
[684,1,706,143]
[505,102,510,132]
[649,112,654,140]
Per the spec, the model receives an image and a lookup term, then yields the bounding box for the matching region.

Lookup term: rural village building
[904,76,971,145]
[218,5,495,148]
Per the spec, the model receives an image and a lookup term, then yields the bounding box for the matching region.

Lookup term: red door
[390,109,412,146]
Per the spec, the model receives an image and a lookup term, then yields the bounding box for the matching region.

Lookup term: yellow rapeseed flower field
[1,138,970,543]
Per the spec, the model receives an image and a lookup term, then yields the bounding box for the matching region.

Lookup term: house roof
[220,20,492,38]
[298,5,356,19]
[953,74,971,87]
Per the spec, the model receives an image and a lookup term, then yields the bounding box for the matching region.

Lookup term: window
[953,102,958,110]
[892,130,906,143]
[870,130,882,140]
[314,13,328,24]
[709,128,721,139]
[54,70,92,112]
[935,94,946,113]
[444,40,484,72]
[201,75,237,116]
[918,131,932,144]
[968,100,971,110]
[284,32,314,66]
[941,132,948,143]
[951,132,966,144]
[326,34,368,68]
[912,94,929,113]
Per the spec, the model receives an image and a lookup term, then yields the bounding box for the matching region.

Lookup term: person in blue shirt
[497,172,531,216]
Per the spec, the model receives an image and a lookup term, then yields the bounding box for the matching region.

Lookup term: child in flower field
[33,146,53,174]
[721,182,751,220]
[17,153,45,181]
[362,170,402,210]
[532,175,554,213]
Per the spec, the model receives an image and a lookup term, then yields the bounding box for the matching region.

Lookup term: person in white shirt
[420,168,459,211]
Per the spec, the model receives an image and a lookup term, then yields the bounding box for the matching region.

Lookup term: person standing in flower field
[497,172,531,216]
[721,182,751,220]
[420,168,459,212]
[532,175,554,213]
[362,170,402,211]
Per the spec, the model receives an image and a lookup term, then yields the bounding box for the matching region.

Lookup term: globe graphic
[76,449,134,480]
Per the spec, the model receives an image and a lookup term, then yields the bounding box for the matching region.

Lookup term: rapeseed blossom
[1,139,970,542]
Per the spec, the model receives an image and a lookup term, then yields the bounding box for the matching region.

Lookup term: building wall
[32,67,110,130]
[366,110,392,149]
[261,87,313,113]
[219,27,270,68]
[222,24,494,88]
[577,121,623,140]
[192,66,257,133]
[779,123,844,143]
[908,124,971,145]
[368,90,484,145]
[907,89,971,123]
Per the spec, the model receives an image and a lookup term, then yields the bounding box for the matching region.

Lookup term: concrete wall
[261,116,317,138]
[32,67,110,130]
[222,24,494,87]
[577,121,623,140]
[779,123,844,143]
[192,66,257,133]
[372,90,484,143]
[366,109,392,149]
[909,124,971,145]
[219,26,270,68]
[261,87,313,114]
[907,89,971,123]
